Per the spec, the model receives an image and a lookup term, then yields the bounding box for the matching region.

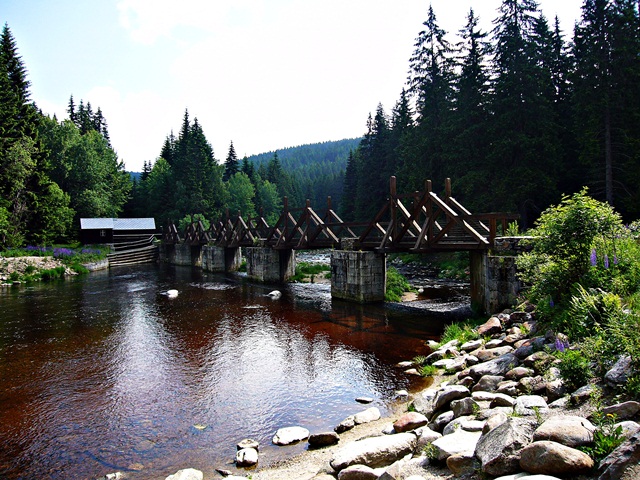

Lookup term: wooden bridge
[163,177,518,253]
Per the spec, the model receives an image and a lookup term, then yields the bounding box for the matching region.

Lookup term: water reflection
[0,264,446,479]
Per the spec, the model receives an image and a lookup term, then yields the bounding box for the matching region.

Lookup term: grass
[437,321,481,347]
[386,266,413,302]
[290,261,331,283]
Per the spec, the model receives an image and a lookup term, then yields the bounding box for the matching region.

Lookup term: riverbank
[0,255,75,286]
[173,309,639,480]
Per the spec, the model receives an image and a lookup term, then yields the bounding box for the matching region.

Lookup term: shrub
[438,321,479,347]
[556,349,593,391]
[385,266,412,302]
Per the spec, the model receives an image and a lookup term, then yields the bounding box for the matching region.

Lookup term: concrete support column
[331,250,386,303]
[167,243,194,266]
[470,247,523,315]
[245,247,296,282]
[469,251,488,314]
[225,247,242,272]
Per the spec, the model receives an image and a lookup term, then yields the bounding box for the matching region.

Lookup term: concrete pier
[331,250,386,303]
[245,247,296,282]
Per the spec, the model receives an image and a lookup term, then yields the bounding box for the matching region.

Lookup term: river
[0,263,454,479]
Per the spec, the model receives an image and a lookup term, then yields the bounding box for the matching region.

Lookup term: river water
[0,264,452,479]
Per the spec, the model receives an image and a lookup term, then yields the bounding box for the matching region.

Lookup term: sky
[3,0,584,172]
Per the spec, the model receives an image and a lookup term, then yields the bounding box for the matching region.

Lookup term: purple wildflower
[549,298,555,307]
[53,247,75,258]
[555,338,566,353]
[590,248,597,266]
[613,254,619,265]
[604,254,610,269]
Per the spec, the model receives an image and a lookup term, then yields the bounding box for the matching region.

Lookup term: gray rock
[476,406,513,420]
[330,432,417,471]
[614,421,640,440]
[571,384,596,404]
[517,375,547,394]
[519,440,594,475]
[485,338,507,349]
[522,351,555,373]
[476,346,515,362]
[336,415,356,433]
[504,367,535,382]
[605,355,633,386]
[473,375,505,393]
[475,417,537,476]
[601,401,640,420]
[548,396,569,409]
[433,358,459,370]
[272,426,310,445]
[514,395,548,416]
[443,415,475,435]
[354,407,381,425]
[446,451,478,477]
[165,469,203,480]
[496,380,519,396]
[431,429,482,461]
[469,353,519,380]
[489,393,517,408]
[235,447,258,467]
[460,339,484,352]
[411,388,437,415]
[237,439,259,451]
[394,389,409,398]
[396,361,413,368]
[429,410,455,432]
[598,431,640,480]
[451,397,479,418]
[483,411,509,434]
[458,376,475,388]
[545,379,567,402]
[309,431,340,447]
[337,464,380,480]
[533,415,596,447]
[404,368,421,376]
[477,316,502,336]
[356,397,374,404]
[434,385,471,410]
[415,426,442,450]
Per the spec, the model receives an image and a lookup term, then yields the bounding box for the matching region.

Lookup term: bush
[385,266,412,302]
[516,189,622,318]
[556,349,593,391]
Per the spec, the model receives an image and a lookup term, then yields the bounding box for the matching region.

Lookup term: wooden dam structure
[162,177,519,313]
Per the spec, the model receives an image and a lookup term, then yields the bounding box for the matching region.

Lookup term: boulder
[517,375,547,394]
[571,384,596,404]
[354,407,381,425]
[522,351,555,373]
[165,469,203,480]
[489,393,517,408]
[519,441,594,475]
[475,417,537,476]
[483,411,509,434]
[496,380,519,396]
[356,397,374,404]
[446,451,478,477]
[533,415,596,447]
[514,395,548,416]
[451,397,479,418]
[615,421,640,440]
[330,432,417,471]
[434,385,470,410]
[411,389,437,416]
[602,401,640,420]
[415,426,442,450]
[605,355,633,387]
[477,317,502,336]
[237,438,259,451]
[476,347,515,362]
[598,431,640,480]
[309,431,340,447]
[460,339,484,352]
[545,379,566,402]
[469,353,519,380]
[393,412,428,433]
[473,375,505,393]
[235,447,258,467]
[273,426,310,445]
[431,429,482,461]
[505,367,535,380]
[336,415,356,433]
[337,464,381,480]
[429,411,455,432]
[485,338,507,349]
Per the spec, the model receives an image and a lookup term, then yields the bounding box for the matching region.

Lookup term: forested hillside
[2,0,639,248]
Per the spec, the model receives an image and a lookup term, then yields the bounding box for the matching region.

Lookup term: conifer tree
[223,141,239,181]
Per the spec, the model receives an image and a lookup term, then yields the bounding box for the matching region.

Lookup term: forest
[1,0,639,247]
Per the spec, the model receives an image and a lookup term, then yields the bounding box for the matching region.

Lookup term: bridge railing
[163,177,519,252]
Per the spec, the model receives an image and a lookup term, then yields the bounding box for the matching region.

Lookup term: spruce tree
[223,141,239,181]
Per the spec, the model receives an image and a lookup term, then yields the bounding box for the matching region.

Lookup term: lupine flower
[590,248,597,266]
[555,338,566,353]
[613,254,619,265]
[549,298,555,307]
[604,254,610,269]
[53,248,75,258]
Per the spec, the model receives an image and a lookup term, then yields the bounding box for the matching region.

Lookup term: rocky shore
[104,309,639,480]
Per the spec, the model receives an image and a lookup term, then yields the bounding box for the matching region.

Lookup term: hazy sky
[3,0,584,172]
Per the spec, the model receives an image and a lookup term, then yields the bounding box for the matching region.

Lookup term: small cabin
[80,218,157,245]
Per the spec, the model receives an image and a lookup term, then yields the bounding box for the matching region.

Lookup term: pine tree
[340,149,359,221]
[1,23,30,103]
[223,141,239,181]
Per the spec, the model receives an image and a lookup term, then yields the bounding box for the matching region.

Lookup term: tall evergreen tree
[340,149,359,221]
[223,141,239,181]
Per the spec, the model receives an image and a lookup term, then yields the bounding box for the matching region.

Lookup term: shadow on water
[0,263,467,479]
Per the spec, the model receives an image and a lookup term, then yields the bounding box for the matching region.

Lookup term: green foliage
[412,355,428,366]
[385,266,412,302]
[517,190,624,321]
[420,364,438,377]
[581,397,625,465]
[290,262,330,283]
[555,349,593,391]
[435,252,470,280]
[438,321,479,347]
[178,213,210,233]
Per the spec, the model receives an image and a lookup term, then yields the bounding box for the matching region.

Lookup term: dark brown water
[0,264,448,479]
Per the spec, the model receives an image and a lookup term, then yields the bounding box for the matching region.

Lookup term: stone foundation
[331,250,386,303]
[245,247,296,282]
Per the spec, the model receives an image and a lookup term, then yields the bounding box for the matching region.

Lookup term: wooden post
[390,176,397,245]
[445,178,452,198]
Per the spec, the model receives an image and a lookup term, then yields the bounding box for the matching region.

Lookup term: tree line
[341,0,640,227]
